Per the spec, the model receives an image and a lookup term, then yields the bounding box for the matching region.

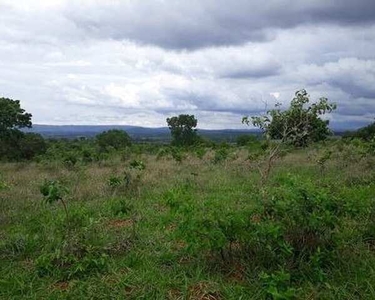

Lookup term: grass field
[1,142,375,299]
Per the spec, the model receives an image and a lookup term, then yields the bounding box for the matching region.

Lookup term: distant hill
[341,121,375,140]
[24,125,261,143]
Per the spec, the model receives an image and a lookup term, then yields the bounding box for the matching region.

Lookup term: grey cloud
[65,0,375,49]
[1,1,375,129]
[296,58,375,102]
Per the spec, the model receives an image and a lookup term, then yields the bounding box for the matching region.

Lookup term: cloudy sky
[1,0,375,129]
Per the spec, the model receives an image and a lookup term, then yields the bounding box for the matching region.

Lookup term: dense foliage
[96,129,132,151]
[167,114,199,146]
[0,97,32,132]
[0,97,46,161]
[244,89,337,147]
[343,121,375,141]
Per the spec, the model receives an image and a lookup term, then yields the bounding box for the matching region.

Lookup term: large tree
[243,89,337,147]
[0,97,32,132]
[166,114,199,146]
[96,129,132,151]
[0,97,45,160]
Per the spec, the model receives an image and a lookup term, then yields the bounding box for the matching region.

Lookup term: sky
[1,0,375,130]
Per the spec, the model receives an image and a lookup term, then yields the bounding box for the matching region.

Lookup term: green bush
[96,129,131,151]
[236,134,258,146]
[129,160,146,170]
[213,148,229,164]
[18,133,47,160]
[169,174,361,291]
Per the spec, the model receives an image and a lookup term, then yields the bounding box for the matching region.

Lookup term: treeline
[1,91,374,163]
[343,121,375,141]
[0,97,260,162]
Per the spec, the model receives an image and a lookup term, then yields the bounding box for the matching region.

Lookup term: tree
[96,129,131,151]
[166,114,199,146]
[0,97,32,132]
[243,89,336,147]
[0,97,37,160]
[19,133,47,160]
[242,89,336,184]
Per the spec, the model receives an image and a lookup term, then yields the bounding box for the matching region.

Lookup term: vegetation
[167,114,199,146]
[236,134,258,146]
[243,89,337,147]
[2,92,375,299]
[0,97,46,161]
[96,129,132,151]
[243,89,336,184]
[343,120,375,141]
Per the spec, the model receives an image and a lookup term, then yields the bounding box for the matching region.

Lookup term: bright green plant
[0,178,8,191]
[194,147,207,159]
[260,270,298,300]
[129,159,146,170]
[108,176,122,189]
[213,148,229,164]
[156,147,170,160]
[316,149,332,175]
[171,147,185,163]
[40,180,69,218]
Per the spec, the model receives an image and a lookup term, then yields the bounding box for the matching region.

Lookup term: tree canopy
[243,89,337,147]
[0,97,46,160]
[166,114,199,146]
[0,97,32,132]
[96,129,132,150]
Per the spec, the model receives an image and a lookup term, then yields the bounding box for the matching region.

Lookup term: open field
[1,142,375,299]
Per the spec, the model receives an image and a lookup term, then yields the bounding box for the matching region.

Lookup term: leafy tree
[0,129,24,160]
[242,90,336,184]
[243,89,336,147]
[19,133,47,160]
[166,114,199,146]
[96,129,131,151]
[0,97,32,132]
[0,97,45,161]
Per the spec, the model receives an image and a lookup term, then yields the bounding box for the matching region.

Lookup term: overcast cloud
[0,0,375,129]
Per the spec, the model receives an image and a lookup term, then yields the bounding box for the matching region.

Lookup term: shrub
[194,147,207,159]
[213,148,229,164]
[171,174,351,287]
[18,133,47,160]
[36,247,109,280]
[40,180,69,218]
[171,147,185,163]
[236,134,258,146]
[0,178,8,191]
[108,198,133,217]
[156,147,170,160]
[260,270,298,299]
[129,160,146,170]
[96,129,131,151]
